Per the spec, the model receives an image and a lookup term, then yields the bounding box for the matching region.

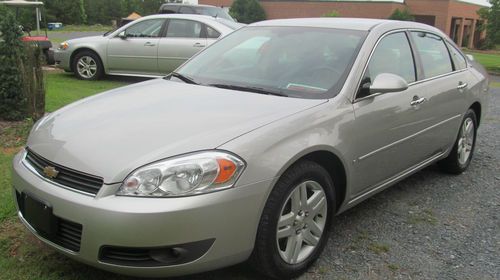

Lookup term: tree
[478,0,500,49]
[388,8,415,21]
[230,0,266,24]
[323,10,340,17]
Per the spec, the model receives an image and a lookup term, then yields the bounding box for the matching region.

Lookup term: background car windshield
[176,27,366,99]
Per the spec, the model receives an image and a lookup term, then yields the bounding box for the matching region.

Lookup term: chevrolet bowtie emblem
[43,166,59,179]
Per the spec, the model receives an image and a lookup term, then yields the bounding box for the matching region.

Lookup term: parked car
[13,18,489,279]
[158,3,235,22]
[53,14,240,80]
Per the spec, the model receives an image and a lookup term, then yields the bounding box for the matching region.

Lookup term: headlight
[117,151,245,197]
[59,41,69,50]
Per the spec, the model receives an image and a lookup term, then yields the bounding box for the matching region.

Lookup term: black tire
[438,109,477,174]
[249,160,335,279]
[72,50,104,80]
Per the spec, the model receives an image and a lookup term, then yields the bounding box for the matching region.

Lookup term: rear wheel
[250,161,335,279]
[438,109,477,174]
[73,51,104,80]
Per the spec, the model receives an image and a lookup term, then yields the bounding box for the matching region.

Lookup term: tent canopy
[0,0,44,6]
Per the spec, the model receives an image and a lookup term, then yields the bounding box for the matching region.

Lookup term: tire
[72,51,104,80]
[438,109,477,174]
[249,160,335,279]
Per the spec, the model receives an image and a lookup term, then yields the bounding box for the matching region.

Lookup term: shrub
[230,0,266,24]
[323,10,340,17]
[477,0,500,49]
[389,8,415,21]
[0,6,45,121]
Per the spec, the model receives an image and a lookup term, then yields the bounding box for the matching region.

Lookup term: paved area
[173,76,499,279]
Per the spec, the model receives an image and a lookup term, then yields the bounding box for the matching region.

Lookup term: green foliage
[230,0,266,24]
[477,0,500,49]
[84,0,164,25]
[0,7,27,120]
[388,8,415,21]
[323,10,340,17]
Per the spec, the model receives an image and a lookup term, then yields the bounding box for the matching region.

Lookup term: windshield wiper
[168,72,199,85]
[209,84,287,97]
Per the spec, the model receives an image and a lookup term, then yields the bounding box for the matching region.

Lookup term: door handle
[457,82,468,90]
[144,42,156,47]
[193,42,205,47]
[410,96,427,106]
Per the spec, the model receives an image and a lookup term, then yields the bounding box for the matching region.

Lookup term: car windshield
[195,7,235,21]
[174,26,366,99]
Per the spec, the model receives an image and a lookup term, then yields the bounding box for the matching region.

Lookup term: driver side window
[125,19,165,38]
[358,32,416,98]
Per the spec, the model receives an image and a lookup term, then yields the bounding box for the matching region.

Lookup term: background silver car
[14,18,489,279]
[54,14,241,80]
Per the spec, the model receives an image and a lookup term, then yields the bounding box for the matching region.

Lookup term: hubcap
[276,180,327,264]
[77,56,97,79]
[457,118,474,165]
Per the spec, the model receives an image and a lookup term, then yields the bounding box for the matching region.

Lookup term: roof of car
[251,18,434,32]
[160,4,217,8]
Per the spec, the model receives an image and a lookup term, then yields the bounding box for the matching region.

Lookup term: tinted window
[166,19,202,38]
[206,25,221,39]
[175,27,366,99]
[125,19,165,38]
[411,32,453,78]
[358,32,415,98]
[179,7,194,13]
[447,42,467,70]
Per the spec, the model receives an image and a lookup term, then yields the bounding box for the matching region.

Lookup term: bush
[323,10,340,17]
[0,7,45,121]
[477,0,500,49]
[230,0,266,24]
[389,8,415,21]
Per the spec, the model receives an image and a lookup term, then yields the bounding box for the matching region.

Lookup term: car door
[157,19,207,74]
[106,18,165,75]
[350,31,438,197]
[407,31,469,153]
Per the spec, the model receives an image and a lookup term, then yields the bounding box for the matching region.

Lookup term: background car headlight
[117,151,245,197]
[59,42,69,50]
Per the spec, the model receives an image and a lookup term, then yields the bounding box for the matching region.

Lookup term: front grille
[16,192,83,252]
[25,148,103,195]
[100,247,159,266]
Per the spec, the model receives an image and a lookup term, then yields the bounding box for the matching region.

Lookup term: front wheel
[250,160,335,279]
[438,109,477,174]
[73,51,104,80]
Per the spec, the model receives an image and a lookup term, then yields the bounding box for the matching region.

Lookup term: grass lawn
[0,72,136,280]
[464,51,500,74]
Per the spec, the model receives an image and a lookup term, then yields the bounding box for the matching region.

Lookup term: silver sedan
[54,14,241,80]
[14,18,489,278]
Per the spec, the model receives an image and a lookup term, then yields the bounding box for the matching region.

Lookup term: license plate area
[20,193,57,237]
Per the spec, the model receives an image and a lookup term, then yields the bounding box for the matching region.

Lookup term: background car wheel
[438,109,477,174]
[73,51,104,80]
[250,160,335,279]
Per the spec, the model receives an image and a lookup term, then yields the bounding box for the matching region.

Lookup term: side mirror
[466,54,474,62]
[370,73,408,95]
[118,31,127,39]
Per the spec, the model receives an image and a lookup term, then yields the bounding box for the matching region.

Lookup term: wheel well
[301,151,347,212]
[70,48,101,72]
[470,102,481,127]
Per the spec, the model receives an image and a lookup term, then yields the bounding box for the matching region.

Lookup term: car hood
[67,35,107,44]
[28,79,325,183]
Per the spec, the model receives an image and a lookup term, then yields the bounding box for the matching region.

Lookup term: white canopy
[0,0,44,6]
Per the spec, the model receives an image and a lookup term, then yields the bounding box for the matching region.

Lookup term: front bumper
[12,150,271,277]
[53,49,71,71]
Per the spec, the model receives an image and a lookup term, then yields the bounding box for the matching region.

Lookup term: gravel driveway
[171,76,499,280]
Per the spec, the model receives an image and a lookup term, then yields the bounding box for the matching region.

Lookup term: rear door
[107,18,166,75]
[157,19,208,74]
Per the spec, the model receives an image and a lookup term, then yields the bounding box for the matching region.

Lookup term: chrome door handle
[410,97,427,106]
[193,42,205,47]
[144,42,156,47]
[457,82,468,90]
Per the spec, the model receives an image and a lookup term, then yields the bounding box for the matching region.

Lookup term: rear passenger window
[166,19,202,38]
[358,32,415,98]
[446,42,467,70]
[410,32,453,78]
[206,26,221,39]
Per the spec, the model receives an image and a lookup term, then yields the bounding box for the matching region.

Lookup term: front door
[107,18,166,75]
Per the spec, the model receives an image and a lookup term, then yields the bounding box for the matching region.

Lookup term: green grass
[45,72,130,112]
[464,51,500,74]
[0,72,134,280]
